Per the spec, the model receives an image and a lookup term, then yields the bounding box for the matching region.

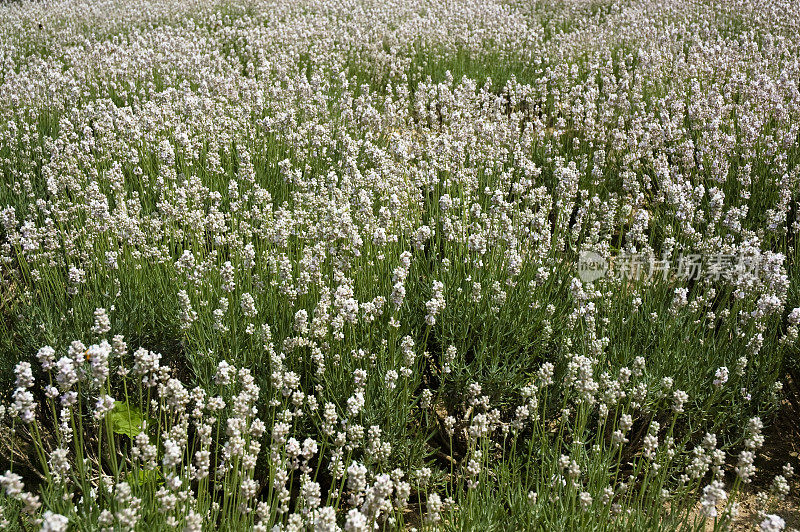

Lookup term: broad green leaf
[109,401,146,438]
[126,468,162,488]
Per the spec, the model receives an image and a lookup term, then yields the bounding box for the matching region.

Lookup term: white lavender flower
[713,367,729,387]
[700,480,727,518]
[92,307,112,336]
[40,511,69,532]
[760,515,786,532]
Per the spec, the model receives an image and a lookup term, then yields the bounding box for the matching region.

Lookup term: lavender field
[0,0,799,529]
